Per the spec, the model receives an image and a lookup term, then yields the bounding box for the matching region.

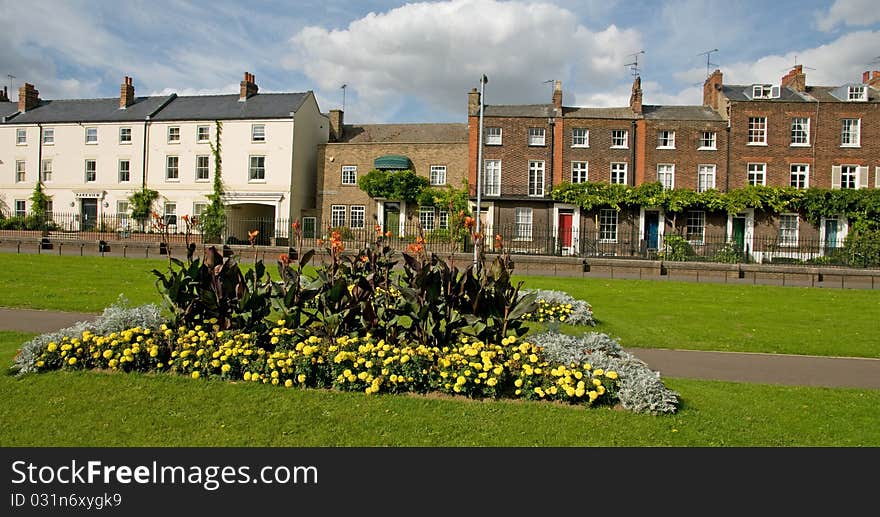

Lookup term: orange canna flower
[181,214,190,222]
[385,231,392,238]
[248,230,259,239]
[317,239,325,247]
[464,216,476,229]
[279,254,290,266]
[292,220,301,230]
[374,224,382,234]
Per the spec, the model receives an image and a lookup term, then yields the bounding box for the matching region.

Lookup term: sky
[2,0,879,124]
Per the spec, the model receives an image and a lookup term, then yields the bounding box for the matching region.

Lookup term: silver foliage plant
[531,330,680,414]
[520,289,595,326]
[12,295,164,375]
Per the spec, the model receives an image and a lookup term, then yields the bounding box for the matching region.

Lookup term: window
[848,85,867,101]
[41,159,52,182]
[14,200,26,218]
[528,160,545,196]
[15,160,26,183]
[657,130,675,149]
[302,217,317,238]
[119,127,132,144]
[16,128,26,145]
[686,211,705,244]
[430,165,446,186]
[341,165,357,185]
[167,126,180,143]
[330,205,346,228]
[482,160,500,196]
[85,127,98,144]
[249,156,265,181]
[350,205,366,229]
[251,124,266,142]
[193,202,207,220]
[657,164,674,190]
[747,163,766,186]
[699,131,716,150]
[438,210,449,229]
[85,159,96,182]
[166,156,179,180]
[611,130,628,148]
[839,165,858,189]
[698,165,716,192]
[164,202,177,227]
[197,125,210,143]
[117,201,130,226]
[790,117,810,146]
[46,199,53,216]
[528,127,545,146]
[514,207,533,241]
[751,84,778,99]
[779,214,798,247]
[571,161,588,183]
[748,117,767,145]
[42,128,54,145]
[196,155,210,181]
[841,119,860,147]
[419,206,435,231]
[571,128,589,147]
[118,159,130,182]
[790,164,808,189]
[610,162,627,184]
[485,127,502,145]
[599,209,618,242]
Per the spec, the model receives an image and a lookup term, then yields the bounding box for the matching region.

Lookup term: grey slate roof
[723,84,880,103]
[562,106,637,119]
[151,93,309,121]
[3,96,175,124]
[337,123,468,144]
[0,101,17,119]
[642,105,723,121]
[484,104,555,117]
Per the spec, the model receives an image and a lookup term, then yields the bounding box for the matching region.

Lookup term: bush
[520,289,594,326]
[659,234,696,262]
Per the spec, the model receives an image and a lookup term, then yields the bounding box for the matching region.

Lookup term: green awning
[374,154,413,170]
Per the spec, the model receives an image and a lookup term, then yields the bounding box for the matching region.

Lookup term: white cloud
[817,0,880,31]
[285,0,642,121]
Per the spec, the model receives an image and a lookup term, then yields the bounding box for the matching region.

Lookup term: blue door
[645,211,659,249]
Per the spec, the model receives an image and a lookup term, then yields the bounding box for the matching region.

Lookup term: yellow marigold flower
[191,371,200,379]
[597,385,606,395]
[606,371,618,380]
[284,379,293,388]
[593,378,602,387]
[515,389,522,396]
[529,354,538,363]
[108,359,118,368]
[221,364,231,373]
[243,372,252,381]
[271,370,279,379]
[297,374,306,383]
[583,363,592,370]
[102,349,113,360]
[594,369,604,376]
[534,387,545,397]
[487,377,497,387]
[36,360,45,367]
[514,379,523,388]
[47,343,58,352]
[588,391,598,401]
[455,375,466,386]
[68,357,77,365]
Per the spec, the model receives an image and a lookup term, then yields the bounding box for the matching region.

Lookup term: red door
[558,213,573,248]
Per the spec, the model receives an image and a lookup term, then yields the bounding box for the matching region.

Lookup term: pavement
[2,307,878,390]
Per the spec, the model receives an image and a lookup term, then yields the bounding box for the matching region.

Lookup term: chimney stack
[869,71,880,89]
[703,69,723,111]
[468,87,480,117]
[120,76,135,109]
[18,83,39,112]
[0,86,8,102]
[781,65,806,92]
[629,75,643,115]
[329,109,344,142]
[239,72,258,101]
[552,80,562,111]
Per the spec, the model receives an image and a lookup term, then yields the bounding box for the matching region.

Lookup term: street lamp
[474,74,488,266]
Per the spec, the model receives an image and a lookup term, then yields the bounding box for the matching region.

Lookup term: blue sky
[2,0,879,123]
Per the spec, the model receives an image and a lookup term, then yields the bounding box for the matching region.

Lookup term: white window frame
[248,155,266,182]
[330,205,346,228]
[196,155,210,181]
[84,159,97,183]
[514,207,533,241]
[419,206,435,231]
[747,163,766,186]
[167,126,181,144]
[350,205,366,229]
[251,124,266,143]
[341,165,357,185]
[571,161,588,183]
[571,128,589,148]
[841,119,860,148]
[656,130,675,149]
[698,131,716,150]
[657,164,675,190]
[611,129,628,149]
[163,202,177,227]
[838,165,858,190]
[430,165,446,186]
[610,162,627,184]
[748,117,767,145]
[193,202,208,220]
[16,128,26,145]
[85,127,98,144]
[847,86,867,102]
[528,160,545,197]
[485,127,502,145]
[528,127,546,146]
[41,159,52,182]
[197,125,210,143]
[15,160,26,183]
[790,117,810,146]
[438,210,449,229]
[779,214,799,247]
[698,164,716,192]
[14,200,27,218]
[482,159,501,196]
[686,211,705,245]
[42,127,54,145]
[599,209,618,243]
[119,127,132,144]
[790,164,809,189]
[165,156,179,181]
[117,201,131,226]
[118,159,130,183]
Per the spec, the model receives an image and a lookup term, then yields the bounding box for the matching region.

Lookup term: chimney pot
[240,71,258,101]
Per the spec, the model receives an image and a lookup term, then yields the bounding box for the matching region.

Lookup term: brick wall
[643,119,729,190]
[478,115,555,197]
[561,118,635,185]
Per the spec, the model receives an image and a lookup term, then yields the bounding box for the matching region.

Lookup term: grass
[0,253,877,358]
[2,331,878,447]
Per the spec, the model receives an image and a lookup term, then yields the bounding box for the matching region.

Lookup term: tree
[128,188,159,231]
[357,169,429,203]
[29,180,51,235]
[200,120,226,243]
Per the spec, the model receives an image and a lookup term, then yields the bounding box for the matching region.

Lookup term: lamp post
[474,74,488,266]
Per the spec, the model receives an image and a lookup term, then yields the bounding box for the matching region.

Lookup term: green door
[383,202,400,238]
[732,217,746,251]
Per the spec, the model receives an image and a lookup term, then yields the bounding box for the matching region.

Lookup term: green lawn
[2,331,878,447]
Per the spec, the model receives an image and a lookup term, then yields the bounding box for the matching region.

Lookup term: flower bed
[521,289,595,326]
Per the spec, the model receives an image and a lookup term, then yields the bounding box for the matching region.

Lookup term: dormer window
[751,84,780,99]
[847,85,867,102]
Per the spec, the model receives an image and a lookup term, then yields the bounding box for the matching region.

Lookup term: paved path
[2,307,878,389]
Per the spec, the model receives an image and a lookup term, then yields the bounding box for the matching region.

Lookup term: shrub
[660,234,696,262]
[520,289,594,326]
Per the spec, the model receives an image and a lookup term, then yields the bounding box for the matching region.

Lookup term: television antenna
[542,79,554,96]
[340,84,347,112]
[697,49,719,78]
[779,56,816,72]
[624,50,645,77]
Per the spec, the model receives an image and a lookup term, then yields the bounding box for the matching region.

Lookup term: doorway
[383,202,401,237]
[81,199,98,231]
[644,211,660,249]
[732,216,746,251]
